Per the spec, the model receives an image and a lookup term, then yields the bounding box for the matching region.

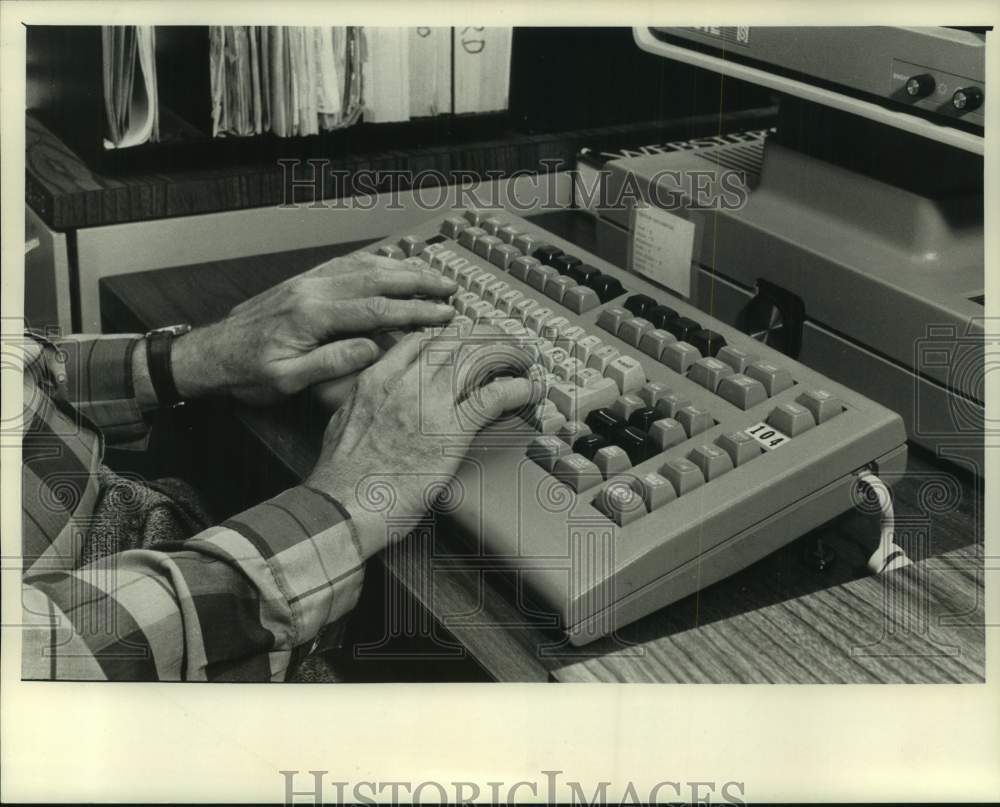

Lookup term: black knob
[952,86,983,112]
[904,73,935,99]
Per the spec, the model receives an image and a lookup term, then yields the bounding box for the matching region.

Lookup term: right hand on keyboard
[305,323,542,558]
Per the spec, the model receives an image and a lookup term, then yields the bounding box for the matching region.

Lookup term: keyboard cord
[856,471,912,575]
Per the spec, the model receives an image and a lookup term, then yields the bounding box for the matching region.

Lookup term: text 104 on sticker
[746,421,790,450]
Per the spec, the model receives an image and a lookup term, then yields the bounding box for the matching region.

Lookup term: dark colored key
[585,407,627,439]
[689,328,727,357]
[552,254,583,275]
[591,275,626,303]
[615,425,650,465]
[573,433,610,461]
[665,316,702,342]
[628,407,659,433]
[646,304,680,330]
[568,263,601,285]
[624,293,657,318]
[533,245,564,266]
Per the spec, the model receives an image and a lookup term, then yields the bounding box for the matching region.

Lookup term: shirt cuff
[219,485,366,646]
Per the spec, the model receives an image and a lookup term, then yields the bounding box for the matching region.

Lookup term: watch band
[145,326,188,407]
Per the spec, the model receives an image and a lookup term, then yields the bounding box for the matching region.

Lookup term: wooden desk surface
[100,211,986,683]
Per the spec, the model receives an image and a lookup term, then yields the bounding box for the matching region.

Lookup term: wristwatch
[144,324,192,407]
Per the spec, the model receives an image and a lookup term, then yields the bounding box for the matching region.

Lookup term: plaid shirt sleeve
[44,333,150,447]
[21,485,366,682]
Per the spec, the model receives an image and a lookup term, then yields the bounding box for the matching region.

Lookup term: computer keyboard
[357,208,908,645]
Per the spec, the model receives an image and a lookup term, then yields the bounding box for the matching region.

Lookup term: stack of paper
[102,25,160,149]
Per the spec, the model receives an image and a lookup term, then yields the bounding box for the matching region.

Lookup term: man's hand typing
[148,253,458,406]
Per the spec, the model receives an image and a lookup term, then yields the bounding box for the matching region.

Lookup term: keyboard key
[688,357,734,392]
[553,254,583,275]
[509,255,541,282]
[573,335,604,365]
[442,256,470,279]
[605,355,645,394]
[441,216,468,238]
[627,407,659,433]
[549,377,618,421]
[555,358,583,382]
[616,425,650,465]
[497,289,524,314]
[377,244,406,259]
[557,420,592,446]
[646,304,680,330]
[746,361,794,396]
[653,393,692,420]
[639,381,671,408]
[596,307,632,336]
[595,476,647,525]
[512,297,539,321]
[525,307,555,334]
[624,294,656,318]
[767,402,816,437]
[541,346,569,371]
[541,316,571,343]
[485,281,511,306]
[796,389,843,424]
[610,394,645,422]
[647,418,687,452]
[716,346,758,374]
[716,374,768,410]
[545,275,578,303]
[399,235,426,256]
[453,291,479,316]
[567,263,601,285]
[688,444,734,481]
[498,225,521,244]
[677,406,714,437]
[660,342,701,374]
[630,471,677,511]
[586,407,627,439]
[463,209,485,226]
[587,345,621,374]
[527,435,569,471]
[716,431,763,466]
[562,286,601,314]
[660,458,705,496]
[591,275,626,303]
[466,301,495,322]
[429,249,456,270]
[665,316,701,342]
[481,216,505,236]
[470,272,498,297]
[490,244,522,270]
[497,318,526,337]
[533,244,564,266]
[513,234,540,255]
[474,235,503,260]
[458,226,486,250]
[531,400,568,434]
[573,367,604,388]
[553,454,602,493]
[638,329,676,360]
[594,445,632,479]
[527,264,560,292]
[456,265,481,288]
[573,433,610,461]
[617,317,654,348]
[556,325,586,354]
[688,329,727,358]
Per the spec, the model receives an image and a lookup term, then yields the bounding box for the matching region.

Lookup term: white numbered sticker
[746,421,790,450]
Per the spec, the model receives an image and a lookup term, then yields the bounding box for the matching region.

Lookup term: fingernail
[436,303,455,314]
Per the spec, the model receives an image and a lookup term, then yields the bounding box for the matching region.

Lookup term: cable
[856,470,912,575]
